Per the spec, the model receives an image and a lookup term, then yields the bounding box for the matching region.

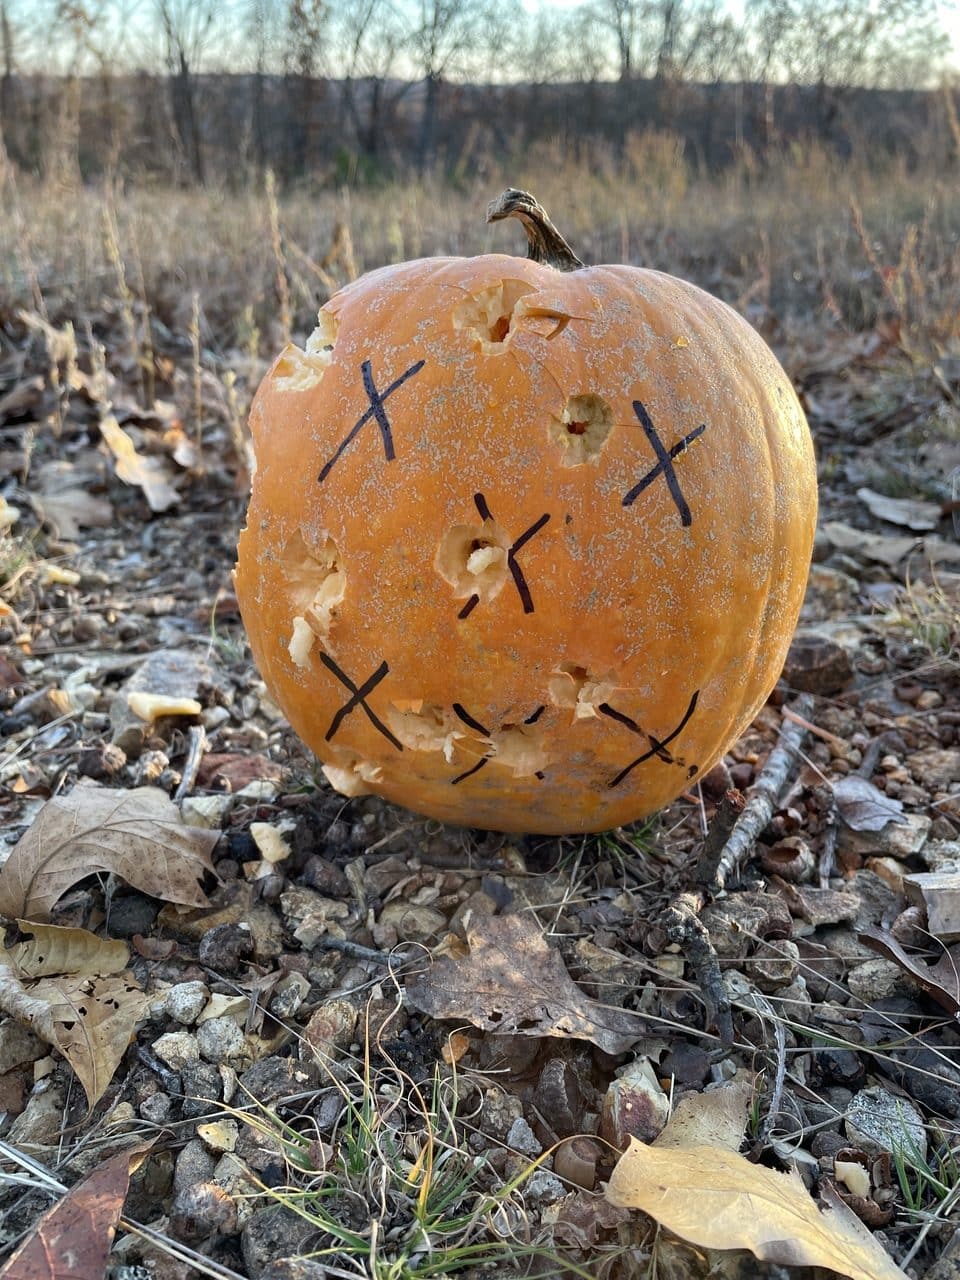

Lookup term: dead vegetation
[0,146,959,1280]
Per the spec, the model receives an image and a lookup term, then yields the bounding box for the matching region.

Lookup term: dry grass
[2,138,958,367]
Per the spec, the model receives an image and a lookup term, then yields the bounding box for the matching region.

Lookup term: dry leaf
[7,921,129,978]
[0,923,150,1109]
[654,1078,753,1151]
[860,928,960,1018]
[0,1142,152,1280]
[821,521,918,566]
[99,413,179,511]
[856,487,941,531]
[30,460,113,539]
[833,775,905,832]
[606,1140,907,1280]
[0,785,220,922]
[405,913,645,1055]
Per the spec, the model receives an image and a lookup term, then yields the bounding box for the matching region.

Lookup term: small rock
[181,1060,225,1117]
[268,972,310,1020]
[783,630,854,694]
[173,1139,217,1195]
[153,1031,200,1072]
[198,923,253,973]
[840,813,932,860]
[848,958,919,1002]
[242,1206,310,1280]
[815,1048,865,1088]
[811,1130,849,1159]
[239,1055,320,1103]
[138,1091,173,1124]
[182,794,235,828]
[198,1119,240,1153]
[164,981,210,1025]
[845,1086,927,1161]
[600,1057,669,1149]
[196,1017,246,1064]
[169,1181,238,1240]
[300,854,350,896]
[506,1116,542,1157]
[523,1168,567,1207]
[108,893,160,938]
[301,999,358,1061]
[921,840,960,872]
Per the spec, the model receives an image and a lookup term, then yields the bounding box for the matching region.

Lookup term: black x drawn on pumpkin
[622,400,706,526]
[319,652,403,750]
[449,702,546,785]
[318,357,426,484]
[600,689,700,788]
[458,493,551,619]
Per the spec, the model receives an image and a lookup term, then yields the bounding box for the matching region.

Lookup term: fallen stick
[701,693,814,893]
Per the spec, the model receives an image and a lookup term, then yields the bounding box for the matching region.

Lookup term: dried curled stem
[487,188,584,272]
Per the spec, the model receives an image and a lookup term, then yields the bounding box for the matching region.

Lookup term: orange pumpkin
[235,190,817,834]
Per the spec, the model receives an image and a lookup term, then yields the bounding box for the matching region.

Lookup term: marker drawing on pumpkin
[622,400,707,526]
[454,493,551,618]
[449,702,548,785]
[317,356,425,483]
[601,689,700,787]
[318,652,403,751]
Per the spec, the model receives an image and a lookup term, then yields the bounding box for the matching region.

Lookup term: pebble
[164,980,210,1025]
[196,1016,247,1064]
[152,1031,200,1071]
[173,1138,217,1195]
[506,1117,542,1157]
[845,1086,928,1161]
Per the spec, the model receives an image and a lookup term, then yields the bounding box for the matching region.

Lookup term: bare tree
[154,0,218,184]
[282,0,327,176]
[404,0,492,170]
[336,0,407,164]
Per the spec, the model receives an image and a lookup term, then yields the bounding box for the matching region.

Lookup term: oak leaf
[0,923,151,1109]
[405,913,645,1055]
[0,785,219,922]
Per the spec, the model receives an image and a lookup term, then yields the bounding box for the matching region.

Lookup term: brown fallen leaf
[0,1142,152,1280]
[0,923,150,1109]
[98,413,179,512]
[30,460,113,539]
[0,785,220,922]
[405,913,645,1055]
[606,1140,907,1280]
[860,927,960,1019]
[654,1077,753,1151]
[833,775,905,833]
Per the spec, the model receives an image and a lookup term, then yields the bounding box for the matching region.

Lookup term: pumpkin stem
[486,189,584,272]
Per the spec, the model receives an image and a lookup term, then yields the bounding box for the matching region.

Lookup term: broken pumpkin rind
[235,243,817,834]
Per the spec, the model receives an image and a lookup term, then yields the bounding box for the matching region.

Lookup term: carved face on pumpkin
[235,193,817,834]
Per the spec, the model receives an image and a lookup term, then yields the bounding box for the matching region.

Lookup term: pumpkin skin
[235,207,817,835]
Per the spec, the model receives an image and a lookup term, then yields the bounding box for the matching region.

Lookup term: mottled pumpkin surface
[235,250,817,833]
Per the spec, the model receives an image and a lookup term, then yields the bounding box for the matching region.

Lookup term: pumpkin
[234,190,817,835]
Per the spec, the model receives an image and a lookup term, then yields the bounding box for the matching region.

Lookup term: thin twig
[174,724,206,802]
[709,694,814,893]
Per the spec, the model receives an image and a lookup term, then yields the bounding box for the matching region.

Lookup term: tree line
[0,0,955,183]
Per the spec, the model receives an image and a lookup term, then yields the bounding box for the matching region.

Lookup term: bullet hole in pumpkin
[435,520,510,603]
[488,722,549,778]
[281,528,345,661]
[550,394,613,466]
[549,661,619,720]
[453,280,537,353]
[386,701,462,761]
[321,753,384,798]
[274,311,339,391]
